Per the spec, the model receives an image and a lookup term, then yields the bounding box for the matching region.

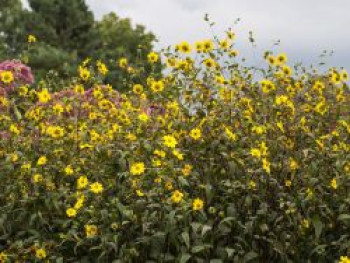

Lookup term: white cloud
[21,0,350,69]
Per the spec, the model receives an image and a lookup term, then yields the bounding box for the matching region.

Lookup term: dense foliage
[0,23,349,262]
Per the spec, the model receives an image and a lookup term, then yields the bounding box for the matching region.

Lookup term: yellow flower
[224,127,237,141]
[282,65,292,77]
[171,190,184,203]
[285,180,292,187]
[118,57,128,68]
[192,198,204,211]
[64,165,74,175]
[90,182,104,194]
[37,156,47,166]
[252,125,266,135]
[147,52,159,63]
[312,81,325,92]
[10,153,19,162]
[182,164,193,176]
[276,53,287,65]
[276,122,285,133]
[77,176,88,189]
[9,124,20,135]
[260,79,276,94]
[203,39,214,52]
[249,180,256,189]
[189,128,202,140]
[37,88,51,103]
[330,178,337,190]
[0,71,14,84]
[219,39,229,50]
[340,69,348,81]
[162,135,178,148]
[165,181,173,191]
[27,34,37,43]
[78,66,91,81]
[289,158,299,170]
[302,219,310,229]
[203,58,215,68]
[138,113,149,122]
[66,207,77,218]
[154,149,166,158]
[96,60,108,75]
[172,149,184,160]
[33,173,43,183]
[314,101,328,115]
[194,41,204,52]
[250,148,262,159]
[262,158,271,174]
[18,85,29,96]
[35,248,47,259]
[266,55,276,66]
[85,224,98,238]
[133,84,143,94]
[136,189,145,197]
[150,80,165,93]
[340,256,350,263]
[178,41,191,53]
[130,162,145,176]
[0,251,7,262]
[74,194,85,210]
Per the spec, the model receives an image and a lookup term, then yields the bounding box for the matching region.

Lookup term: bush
[0,24,349,262]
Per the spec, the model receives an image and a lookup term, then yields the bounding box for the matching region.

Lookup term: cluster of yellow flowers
[0,29,349,261]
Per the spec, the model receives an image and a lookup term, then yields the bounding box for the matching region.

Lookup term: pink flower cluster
[0,60,34,94]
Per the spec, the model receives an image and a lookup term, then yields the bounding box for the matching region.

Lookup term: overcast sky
[23,0,350,70]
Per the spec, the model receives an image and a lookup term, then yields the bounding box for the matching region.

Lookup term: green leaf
[181,231,190,249]
[179,253,191,263]
[338,214,350,222]
[244,251,258,262]
[312,214,323,239]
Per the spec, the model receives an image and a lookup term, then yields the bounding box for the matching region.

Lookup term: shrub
[0,24,349,262]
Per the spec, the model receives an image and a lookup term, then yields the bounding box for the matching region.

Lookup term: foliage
[0,21,350,263]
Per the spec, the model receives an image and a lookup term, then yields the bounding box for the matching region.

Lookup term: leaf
[244,251,258,262]
[179,253,191,263]
[312,214,323,239]
[338,214,350,222]
[191,244,211,254]
[201,225,212,238]
[181,231,190,249]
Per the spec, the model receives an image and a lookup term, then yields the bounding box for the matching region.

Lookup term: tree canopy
[0,0,159,88]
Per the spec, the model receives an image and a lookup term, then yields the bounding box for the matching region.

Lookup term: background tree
[0,0,160,89]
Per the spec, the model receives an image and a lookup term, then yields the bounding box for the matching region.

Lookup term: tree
[0,0,160,88]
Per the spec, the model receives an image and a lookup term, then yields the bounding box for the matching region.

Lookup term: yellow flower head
[66,207,77,218]
[37,156,47,166]
[77,176,89,189]
[150,80,165,93]
[130,162,145,176]
[162,135,178,148]
[133,84,143,94]
[192,198,204,211]
[35,248,47,260]
[189,128,202,140]
[171,190,184,203]
[85,224,98,238]
[0,71,14,84]
[37,88,51,103]
[330,178,337,190]
[90,182,104,194]
[178,41,191,53]
[28,34,37,43]
[147,52,159,63]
